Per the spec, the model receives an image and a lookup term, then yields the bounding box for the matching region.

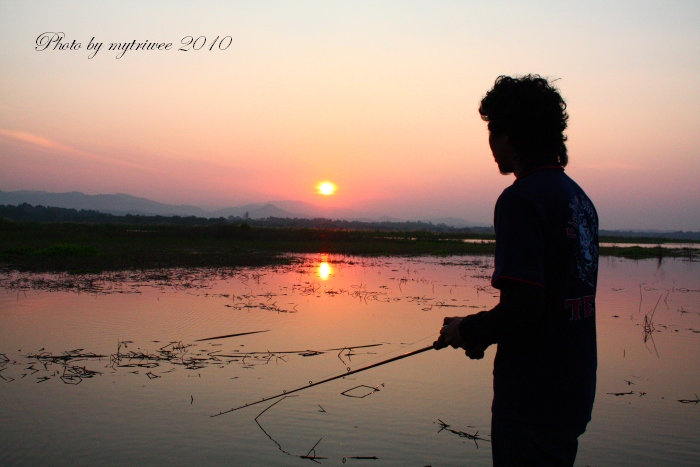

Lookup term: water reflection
[0,255,698,466]
[317,255,332,280]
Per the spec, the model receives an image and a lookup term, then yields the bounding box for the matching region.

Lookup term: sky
[0,1,698,230]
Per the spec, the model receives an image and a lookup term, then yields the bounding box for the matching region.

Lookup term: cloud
[0,128,156,172]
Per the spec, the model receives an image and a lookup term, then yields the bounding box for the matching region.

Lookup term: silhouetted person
[437,75,599,467]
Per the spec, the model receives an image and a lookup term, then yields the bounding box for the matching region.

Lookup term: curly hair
[479,75,569,167]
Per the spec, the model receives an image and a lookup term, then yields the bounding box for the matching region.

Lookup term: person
[437,75,599,467]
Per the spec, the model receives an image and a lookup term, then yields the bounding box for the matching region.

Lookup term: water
[1,255,698,466]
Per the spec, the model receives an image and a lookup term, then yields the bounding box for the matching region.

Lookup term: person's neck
[514,155,561,179]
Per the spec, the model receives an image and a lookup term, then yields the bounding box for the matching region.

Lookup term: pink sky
[1,1,698,229]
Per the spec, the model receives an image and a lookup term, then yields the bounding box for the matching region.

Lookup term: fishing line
[346,332,437,364]
[211,333,441,417]
[300,332,439,384]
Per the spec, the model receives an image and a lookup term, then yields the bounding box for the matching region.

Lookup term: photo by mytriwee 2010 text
[436,75,599,467]
[35,32,232,59]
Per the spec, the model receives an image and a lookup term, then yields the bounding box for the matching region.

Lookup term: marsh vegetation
[1,219,696,273]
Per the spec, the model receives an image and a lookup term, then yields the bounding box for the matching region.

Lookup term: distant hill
[0,190,210,217]
[0,190,302,219]
[0,203,228,225]
[0,203,493,233]
[0,190,478,227]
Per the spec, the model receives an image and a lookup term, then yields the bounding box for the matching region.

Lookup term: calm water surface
[1,255,698,466]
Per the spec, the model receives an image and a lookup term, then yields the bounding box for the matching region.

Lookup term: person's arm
[438,279,545,358]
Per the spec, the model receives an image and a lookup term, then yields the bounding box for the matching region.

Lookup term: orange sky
[1,1,698,229]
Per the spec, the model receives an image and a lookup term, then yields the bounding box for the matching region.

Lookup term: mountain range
[0,190,479,228]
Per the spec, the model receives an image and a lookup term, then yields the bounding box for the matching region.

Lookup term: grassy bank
[0,220,695,273]
[0,220,493,272]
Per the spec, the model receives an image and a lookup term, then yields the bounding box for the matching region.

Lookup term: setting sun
[317,182,337,196]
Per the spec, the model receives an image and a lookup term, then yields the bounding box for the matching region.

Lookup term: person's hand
[437,316,466,349]
[434,317,485,360]
[464,346,485,360]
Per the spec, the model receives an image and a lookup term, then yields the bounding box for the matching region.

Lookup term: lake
[1,254,699,466]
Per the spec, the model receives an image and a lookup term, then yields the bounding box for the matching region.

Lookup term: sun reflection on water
[317,256,332,280]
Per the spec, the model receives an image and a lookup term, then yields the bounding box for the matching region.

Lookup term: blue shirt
[491,166,599,432]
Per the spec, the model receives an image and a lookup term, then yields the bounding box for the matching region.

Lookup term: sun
[317,181,337,196]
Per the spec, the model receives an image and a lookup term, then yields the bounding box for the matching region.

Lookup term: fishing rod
[211,337,448,418]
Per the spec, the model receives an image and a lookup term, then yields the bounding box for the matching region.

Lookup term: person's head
[479,75,569,171]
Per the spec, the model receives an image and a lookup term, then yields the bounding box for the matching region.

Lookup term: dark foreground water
[1,255,698,466]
